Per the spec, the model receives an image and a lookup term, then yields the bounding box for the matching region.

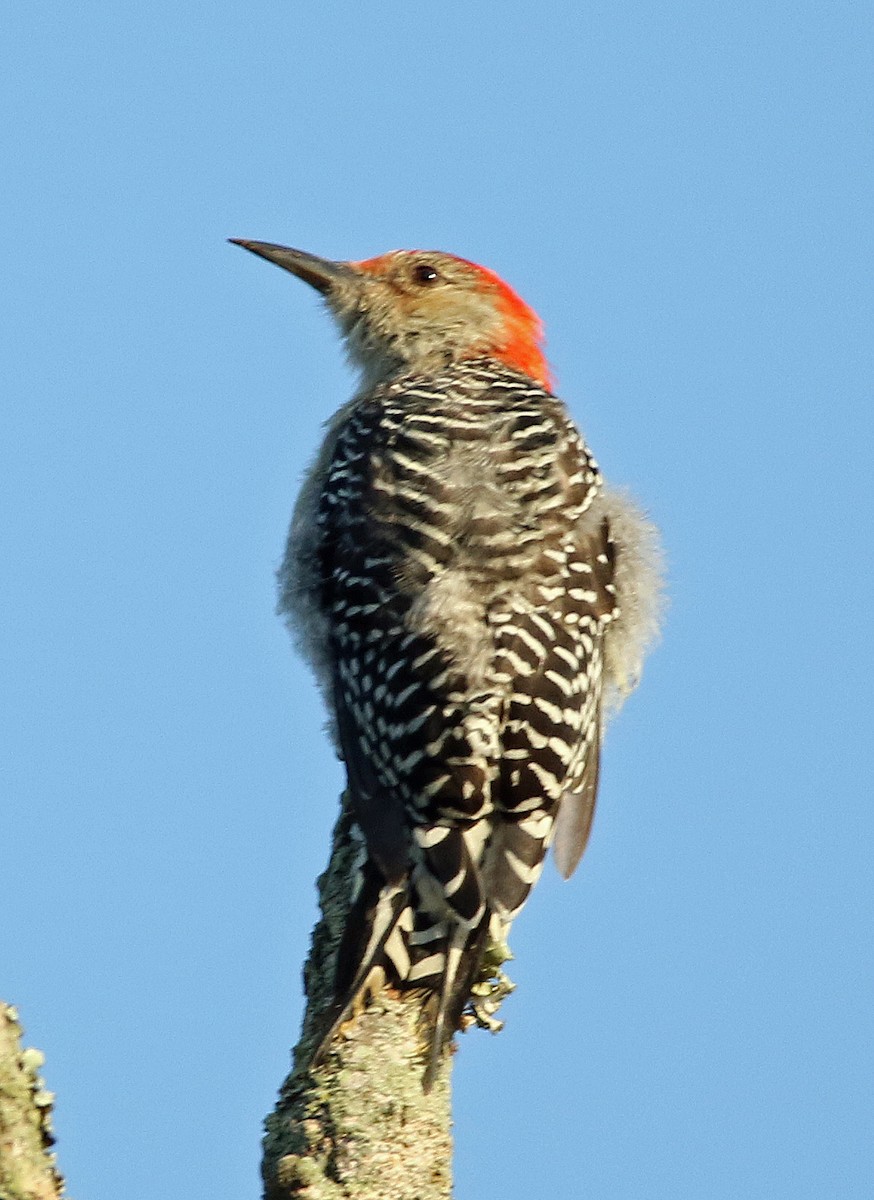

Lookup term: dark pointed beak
[229,239,356,295]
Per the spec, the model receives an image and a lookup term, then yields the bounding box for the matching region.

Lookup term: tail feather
[422,917,491,1092]
[310,877,408,1069]
[311,882,493,1089]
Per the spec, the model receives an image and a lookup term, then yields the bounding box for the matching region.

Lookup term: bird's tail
[309,866,409,1070]
[310,863,492,1090]
[420,917,491,1091]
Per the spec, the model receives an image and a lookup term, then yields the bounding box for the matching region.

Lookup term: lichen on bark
[0,1003,64,1200]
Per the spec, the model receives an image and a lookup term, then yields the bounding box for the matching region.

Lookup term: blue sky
[3,3,872,1197]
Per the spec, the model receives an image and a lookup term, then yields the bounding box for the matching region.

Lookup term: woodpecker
[232,239,662,1088]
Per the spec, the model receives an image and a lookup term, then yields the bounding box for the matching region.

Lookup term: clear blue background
[3,3,871,1197]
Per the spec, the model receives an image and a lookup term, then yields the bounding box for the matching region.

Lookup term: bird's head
[231,240,551,391]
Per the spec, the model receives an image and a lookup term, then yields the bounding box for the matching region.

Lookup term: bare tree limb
[0,1003,64,1200]
[261,797,453,1200]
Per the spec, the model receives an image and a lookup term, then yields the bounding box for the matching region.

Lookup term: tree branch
[0,1004,64,1200]
[261,797,453,1200]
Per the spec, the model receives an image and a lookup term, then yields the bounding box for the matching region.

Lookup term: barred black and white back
[278,357,661,1087]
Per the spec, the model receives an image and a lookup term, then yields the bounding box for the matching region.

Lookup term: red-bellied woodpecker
[231,239,663,1088]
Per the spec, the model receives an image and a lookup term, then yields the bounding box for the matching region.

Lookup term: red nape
[456,258,553,393]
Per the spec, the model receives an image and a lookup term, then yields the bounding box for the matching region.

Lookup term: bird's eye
[411,263,440,286]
